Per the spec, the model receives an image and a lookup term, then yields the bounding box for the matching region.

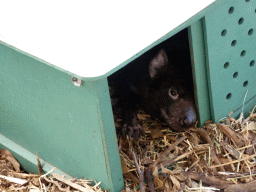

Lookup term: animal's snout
[180,106,197,128]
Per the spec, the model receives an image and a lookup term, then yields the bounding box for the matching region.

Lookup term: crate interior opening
[108,28,196,138]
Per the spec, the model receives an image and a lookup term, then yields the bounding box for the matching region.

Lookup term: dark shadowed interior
[108,28,196,138]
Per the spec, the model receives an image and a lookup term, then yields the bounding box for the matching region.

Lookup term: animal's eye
[169,88,179,100]
[170,90,177,96]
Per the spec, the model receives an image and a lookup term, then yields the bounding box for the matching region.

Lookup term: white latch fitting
[71,76,83,87]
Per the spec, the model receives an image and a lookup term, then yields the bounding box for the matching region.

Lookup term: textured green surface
[188,19,211,126]
[204,0,256,121]
[0,42,123,191]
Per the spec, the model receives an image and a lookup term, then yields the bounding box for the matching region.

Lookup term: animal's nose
[180,106,197,127]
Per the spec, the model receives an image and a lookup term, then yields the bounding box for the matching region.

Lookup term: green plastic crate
[0,0,255,191]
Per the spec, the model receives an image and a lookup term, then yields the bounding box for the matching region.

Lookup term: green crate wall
[203,0,256,122]
[0,42,124,191]
[189,0,256,125]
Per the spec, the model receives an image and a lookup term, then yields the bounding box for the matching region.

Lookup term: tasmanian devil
[109,30,197,139]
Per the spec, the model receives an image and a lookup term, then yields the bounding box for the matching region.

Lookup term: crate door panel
[204,0,256,121]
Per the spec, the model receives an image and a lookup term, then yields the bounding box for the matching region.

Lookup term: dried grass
[118,105,256,192]
[0,149,106,192]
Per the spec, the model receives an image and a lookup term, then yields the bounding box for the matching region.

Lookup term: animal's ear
[149,49,168,79]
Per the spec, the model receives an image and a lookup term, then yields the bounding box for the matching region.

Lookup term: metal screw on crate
[71,76,83,87]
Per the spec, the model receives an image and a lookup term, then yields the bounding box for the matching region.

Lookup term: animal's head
[144,49,197,131]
